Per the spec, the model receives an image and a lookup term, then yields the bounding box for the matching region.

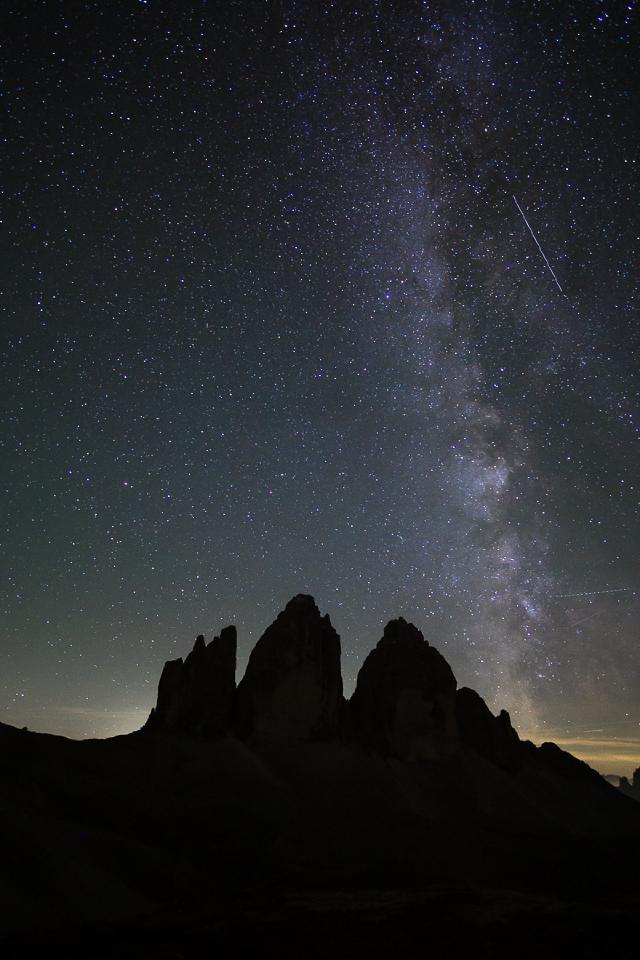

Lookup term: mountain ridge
[141,594,621,798]
[2,595,640,957]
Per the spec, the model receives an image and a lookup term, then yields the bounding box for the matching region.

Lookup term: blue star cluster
[2,1,639,774]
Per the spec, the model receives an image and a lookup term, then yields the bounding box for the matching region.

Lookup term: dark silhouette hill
[2,595,640,958]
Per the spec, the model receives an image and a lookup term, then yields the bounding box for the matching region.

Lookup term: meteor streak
[552,587,636,599]
[513,194,565,295]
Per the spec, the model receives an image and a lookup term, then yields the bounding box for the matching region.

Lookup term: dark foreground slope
[2,596,639,959]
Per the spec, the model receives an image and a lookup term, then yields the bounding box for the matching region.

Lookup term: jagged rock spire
[234,594,343,742]
[349,617,458,760]
[148,625,236,736]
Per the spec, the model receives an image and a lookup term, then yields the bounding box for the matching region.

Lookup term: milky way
[2,1,639,774]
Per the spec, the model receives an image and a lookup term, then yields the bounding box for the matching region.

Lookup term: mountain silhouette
[2,595,640,958]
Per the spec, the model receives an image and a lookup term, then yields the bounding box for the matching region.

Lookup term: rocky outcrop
[535,740,611,790]
[619,767,640,802]
[141,596,624,805]
[147,626,236,736]
[349,617,458,759]
[456,687,522,772]
[233,594,343,742]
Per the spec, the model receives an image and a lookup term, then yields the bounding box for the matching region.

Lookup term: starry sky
[2,0,639,775]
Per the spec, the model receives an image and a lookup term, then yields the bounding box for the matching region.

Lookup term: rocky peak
[455,687,522,772]
[379,616,425,647]
[349,617,458,759]
[289,592,317,608]
[234,595,343,742]
[148,625,236,737]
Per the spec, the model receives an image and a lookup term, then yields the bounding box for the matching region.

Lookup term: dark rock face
[148,626,236,736]
[234,594,343,742]
[349,617,458,759]
[456,687,522,772]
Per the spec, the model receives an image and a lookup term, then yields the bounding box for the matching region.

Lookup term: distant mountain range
[618,768,640,801]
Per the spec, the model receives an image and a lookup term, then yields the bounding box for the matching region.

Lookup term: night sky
[2,1,639,776]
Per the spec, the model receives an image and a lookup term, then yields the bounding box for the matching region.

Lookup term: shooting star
[551,587,636,600]
[513,194,565,295]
